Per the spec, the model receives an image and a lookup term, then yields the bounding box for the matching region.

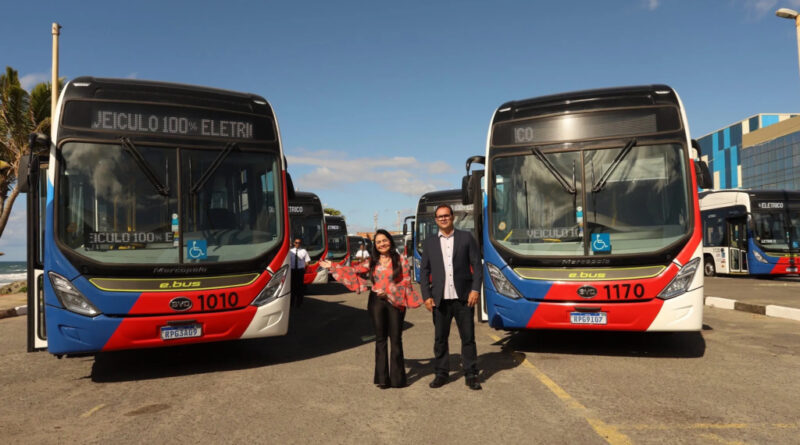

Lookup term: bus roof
[290,191,322,205]
[418,189,462,205]
[63,76,272,114]
[495,84,677,122]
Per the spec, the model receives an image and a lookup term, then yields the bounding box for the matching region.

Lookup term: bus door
[23,151,48,351]
[462,158,486,322]
[727,217,748,273]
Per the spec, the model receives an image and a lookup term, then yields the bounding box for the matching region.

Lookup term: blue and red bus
[463,85,711,331]
[289,191,328,284]
[22,77,293,354]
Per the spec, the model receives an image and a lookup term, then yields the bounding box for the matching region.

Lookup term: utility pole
[373,212,378,232]
[51,23,62,124]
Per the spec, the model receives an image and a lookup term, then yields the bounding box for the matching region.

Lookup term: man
[420,204,483,390]
[354,242,370,261]
[289,237,311,308]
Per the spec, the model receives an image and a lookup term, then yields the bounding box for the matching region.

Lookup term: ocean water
[0,261,27,286]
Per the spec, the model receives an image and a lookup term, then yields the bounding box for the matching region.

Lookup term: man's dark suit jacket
[419,229,482,306]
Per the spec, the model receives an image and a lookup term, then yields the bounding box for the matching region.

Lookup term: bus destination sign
[61,101,277,140]
[91,109,254,139]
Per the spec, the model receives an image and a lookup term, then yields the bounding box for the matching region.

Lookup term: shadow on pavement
[89,293,378,383]
[404,350,523,387]
[498,330,706,359]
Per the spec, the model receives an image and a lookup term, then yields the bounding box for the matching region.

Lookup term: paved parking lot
[1,282,798,444]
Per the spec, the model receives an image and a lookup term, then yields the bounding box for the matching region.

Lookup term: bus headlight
[48,272,101,317]
[487,263,522,299]
[657,257,700,300]
[752,250,768,263]
[251,265,289,306]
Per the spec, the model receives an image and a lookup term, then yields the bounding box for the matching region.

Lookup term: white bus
[700,190,800,276]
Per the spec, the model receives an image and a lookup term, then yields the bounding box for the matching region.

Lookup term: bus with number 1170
[462,85,712,331]
[21,77,293,355]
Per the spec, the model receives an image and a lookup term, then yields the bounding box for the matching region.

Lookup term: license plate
[160,324,202,340]
[570,312,607,325]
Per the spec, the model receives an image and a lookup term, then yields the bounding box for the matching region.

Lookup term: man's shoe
[429,375,448,388]
[465,375,482,390]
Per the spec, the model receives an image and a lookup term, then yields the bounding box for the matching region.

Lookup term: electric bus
[411,189,474,282]
[324,214,349,274]
[462,85,712,331]
[289,192,328,284]
[21,77,293,355]
[700,190,799,276]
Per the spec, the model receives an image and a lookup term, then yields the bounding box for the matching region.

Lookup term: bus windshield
[416,205,473,253]
[491,143,689,257]
[291,215,326,259]
[326,224,348,260]
[752,205,800,252]
[56,141,282,264]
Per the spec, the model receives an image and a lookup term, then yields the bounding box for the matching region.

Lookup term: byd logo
[576,286,598,299]
[169,297,193,311]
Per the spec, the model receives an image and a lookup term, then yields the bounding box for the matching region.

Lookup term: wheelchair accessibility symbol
[187,240,207,260]
[591,233,611,253]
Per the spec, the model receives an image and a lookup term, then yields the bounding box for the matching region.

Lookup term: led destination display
[62,101,276,141]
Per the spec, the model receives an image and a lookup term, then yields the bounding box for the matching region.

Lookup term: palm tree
[0,66,62,240]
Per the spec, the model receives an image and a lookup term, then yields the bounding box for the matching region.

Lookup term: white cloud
[20,73,49,90]
[644,0,660,11]
[287,150,454,197]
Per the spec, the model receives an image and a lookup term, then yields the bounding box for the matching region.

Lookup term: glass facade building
[697,113,799,190]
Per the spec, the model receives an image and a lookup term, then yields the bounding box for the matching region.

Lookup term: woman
[320,229,421,389]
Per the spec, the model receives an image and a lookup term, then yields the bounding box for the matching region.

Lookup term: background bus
[700,190,800,276]
[463,85,711,331]
[22,77,292,355]
[410,189,474,282]
[324,214,349,273]
[289,191,328,284]
[347,235,369,266]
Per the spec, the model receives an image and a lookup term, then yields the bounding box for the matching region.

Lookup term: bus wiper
[592,138,637,193]
[121,137,170,196]
[531,147,576,194]
[191,142,238,195]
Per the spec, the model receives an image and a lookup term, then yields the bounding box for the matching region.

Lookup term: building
[696,113,799,190]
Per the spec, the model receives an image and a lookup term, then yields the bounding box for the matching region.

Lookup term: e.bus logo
[159,280,202,289]
[576,286,598,298]
[169,297,193,311]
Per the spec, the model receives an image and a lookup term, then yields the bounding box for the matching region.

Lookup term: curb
[705,296,800,322]
[0,305,27,320]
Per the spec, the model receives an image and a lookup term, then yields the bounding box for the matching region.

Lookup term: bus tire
[703,255,716,277]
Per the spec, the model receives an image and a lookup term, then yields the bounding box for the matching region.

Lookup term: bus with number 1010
[21,77,293,355]
[462,85,712,331]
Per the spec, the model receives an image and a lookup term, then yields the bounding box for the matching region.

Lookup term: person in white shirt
[354,242,371,261]
[290,237,312,307]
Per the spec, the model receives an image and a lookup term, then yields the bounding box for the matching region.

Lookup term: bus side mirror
[695,160,713,189]
[461,175,472,205]
[286,172,296,200]
[18,155,32,193]
[403,223,408,236]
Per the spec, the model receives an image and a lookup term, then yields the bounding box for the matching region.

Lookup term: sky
[2,0,800,260]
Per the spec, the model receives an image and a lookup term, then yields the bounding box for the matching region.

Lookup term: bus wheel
[703,256,716,277]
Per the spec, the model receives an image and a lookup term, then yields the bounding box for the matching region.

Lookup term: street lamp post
[776,8,800,78]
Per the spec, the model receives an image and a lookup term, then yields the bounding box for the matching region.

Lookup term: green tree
[0,67,62,239]
[324,207,342,216]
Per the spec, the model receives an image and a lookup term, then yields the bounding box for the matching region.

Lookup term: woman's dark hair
[369,229,402,283]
